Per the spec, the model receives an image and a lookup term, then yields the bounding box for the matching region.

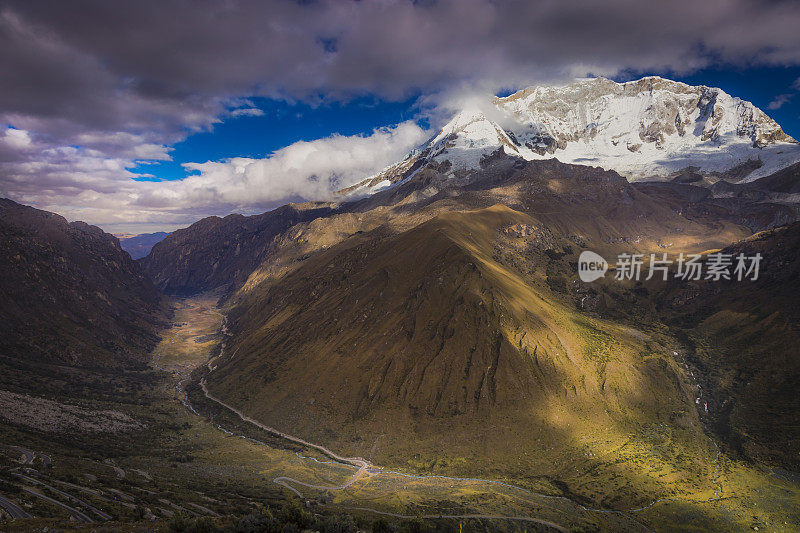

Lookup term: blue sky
[135,95,426,182]
[137,66,800,184]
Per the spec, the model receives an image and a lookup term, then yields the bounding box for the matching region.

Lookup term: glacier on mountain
[348,76,800,196]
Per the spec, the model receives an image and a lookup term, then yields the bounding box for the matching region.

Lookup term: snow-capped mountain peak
[495,77,794,174]
[426,108,524,169]
[346,76,800,197]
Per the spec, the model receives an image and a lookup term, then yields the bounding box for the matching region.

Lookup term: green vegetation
[3,159,800,531]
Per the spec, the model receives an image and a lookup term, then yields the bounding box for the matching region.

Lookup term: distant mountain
[0,199,168,370]
[347,76,800,196]
[117,231,170,260]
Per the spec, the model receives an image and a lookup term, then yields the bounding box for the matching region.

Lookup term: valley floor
[178,296,800,532]
[1,295,799,532]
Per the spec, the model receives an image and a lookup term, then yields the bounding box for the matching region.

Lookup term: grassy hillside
[203,157,755,509]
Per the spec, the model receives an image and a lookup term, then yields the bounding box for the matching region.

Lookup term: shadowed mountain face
[141,204,335,296]
[657,222,800,470]
[632,180,800,233]
[0,199,168,370]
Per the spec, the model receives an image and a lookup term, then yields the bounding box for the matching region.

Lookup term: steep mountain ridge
[348,76,800,196]
[205,203,710,496]
[198,158,763,489]
[0,199,168,370]
[141,203,335,295]
[146,154,779,300]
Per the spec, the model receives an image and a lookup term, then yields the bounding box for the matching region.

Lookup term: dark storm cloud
[1,0,800,229]
[5,0,800,129]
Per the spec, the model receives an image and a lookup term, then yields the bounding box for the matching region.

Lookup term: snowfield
[348,76,800,197]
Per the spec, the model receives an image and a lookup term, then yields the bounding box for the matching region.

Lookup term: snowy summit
[351,76,800,195]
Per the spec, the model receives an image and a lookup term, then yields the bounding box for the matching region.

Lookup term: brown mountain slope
[0,198,168,370]
[205,157,751,433]
[140,152,800,302]
[141,203,334,295]
[154,156,800,512]
[143,156,755,301]
[204,199,727,505]
[130,156,799,512]
[223,156,750,311]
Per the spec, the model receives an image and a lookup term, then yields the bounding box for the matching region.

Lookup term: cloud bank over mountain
[2,121,426,232]
[2,0,800,230]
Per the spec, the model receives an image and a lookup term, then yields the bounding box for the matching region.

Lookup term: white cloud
[72,132,173,161]
[164,121,428,208]
[0,121,428,233]
[1,127,31,149]
[3,0,800,232]
[769,94,793,110]
[230,107,265,118]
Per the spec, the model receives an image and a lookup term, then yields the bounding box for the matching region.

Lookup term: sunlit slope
[229,158,750,307]
[206,205,708,488]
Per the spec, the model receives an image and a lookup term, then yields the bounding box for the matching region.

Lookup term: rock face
[347,76,800,196]
[0,198,168,367]
[141,203,335,295]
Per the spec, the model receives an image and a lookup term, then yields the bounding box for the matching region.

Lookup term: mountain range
[2,76,800,527]
[348,76,800,197]
[145,78,800,299]
[116,232,170,260]
[133,79,800,478]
